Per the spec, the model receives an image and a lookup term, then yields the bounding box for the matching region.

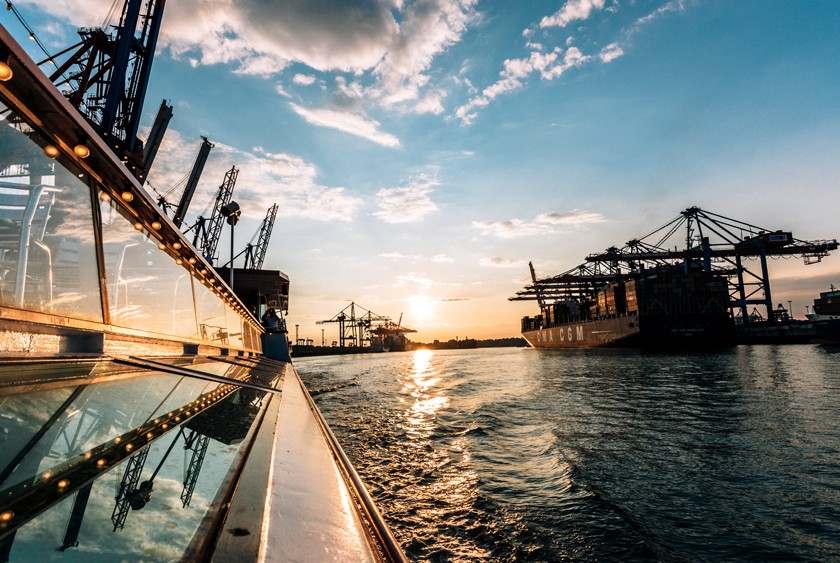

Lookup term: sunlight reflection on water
[405,350,449,431]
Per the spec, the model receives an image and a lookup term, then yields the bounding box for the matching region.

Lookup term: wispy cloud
[395,273,437,289]
[144,129,361,223]
[431,254,454,263]
[540,0,606,29]
[374,175,440,223]
[535,210,606,224]
[480,257,525,268]
[289,103,401,147]
[472,219,555,239]
[379,252,421,261]
[599,43,624,63]
[33,0,478,118]
[293,73,317,85]
[473,210,606,238]
[636,0,686,27]
[455,47,589,124]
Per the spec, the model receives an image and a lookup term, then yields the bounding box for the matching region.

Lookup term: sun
[407,294,437,326]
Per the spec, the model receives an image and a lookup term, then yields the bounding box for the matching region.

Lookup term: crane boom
[202,166,238,263]
[47,0,167,177]
[140,99,173,181]
[173,137,213,227]
[244,204,278,270]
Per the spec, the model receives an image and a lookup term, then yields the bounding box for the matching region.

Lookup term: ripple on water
[297,346,840,561]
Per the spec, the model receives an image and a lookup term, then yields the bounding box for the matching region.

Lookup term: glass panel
[194,281,227,345]
[0,105,103,321]
[0,359,273,561]
[224,303,244,350]
[98,195,198,338]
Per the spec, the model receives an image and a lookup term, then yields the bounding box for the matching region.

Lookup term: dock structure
[513,207,837,324]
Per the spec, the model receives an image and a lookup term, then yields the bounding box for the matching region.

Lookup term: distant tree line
[410,337,527,350]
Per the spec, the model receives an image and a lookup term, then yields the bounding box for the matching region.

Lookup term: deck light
[133,222,143,231]
[175,258,183,265]
[158,243,166,250]
[43,144,59,158]
[121,191,134,202]
[172,242,182,250]
[151,221,162,230]
[0,511,13,522]
[57,479,69,489]
[99,192,111,202]
[0,61,12,81]
[73,144,90,158]
[189,257,197,264]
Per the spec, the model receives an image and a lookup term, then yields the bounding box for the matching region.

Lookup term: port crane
[39,0,167,179]
[316,302,391,348]
[187,166,239,264]
[512,207,838,322]
[243,204,278,270]
[148,136,215,224]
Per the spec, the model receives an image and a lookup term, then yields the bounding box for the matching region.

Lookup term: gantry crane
[243,204,278,270]
[150,136,214,224]
[188,166,239,264]
[512,207,838,323]
[316,302,391,348]
[43,0,167,179]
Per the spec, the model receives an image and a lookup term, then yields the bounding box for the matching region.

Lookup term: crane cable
[4,1,56,66]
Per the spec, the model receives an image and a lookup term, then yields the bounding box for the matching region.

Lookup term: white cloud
[293,73,317,85]
[455,47,590,124]
[540,0,606,29]
[395,273,436,289]
[379,252,421,261]
[599,43,624,63]
[431,254,454,263]
[480,257,525,268]
[26,0,478,116]
[144,129,361,223]
[374,175,440,223]
[535,210,606,224]
[472,218,554,239]
[289,103,401,147]
[636,0,686,27]
[473,210,606,238]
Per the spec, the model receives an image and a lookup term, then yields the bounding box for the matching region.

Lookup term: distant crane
[150,136,214,224]
[243,204,278,270]
[316,302,391,348]
[43,0,167,179]
[511,207,838,323]
[171,137,214,227]
[188,166,238,264]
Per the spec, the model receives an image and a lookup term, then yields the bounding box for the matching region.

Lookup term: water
[295,345,840,561]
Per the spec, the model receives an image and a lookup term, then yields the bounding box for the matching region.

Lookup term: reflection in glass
[0,358,277,561]
[0,104,103,321]
[224,303,244,349]
[99,195,198,338]
[194,281,227,344]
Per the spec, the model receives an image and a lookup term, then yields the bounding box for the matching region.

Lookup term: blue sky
[6,0,840,341]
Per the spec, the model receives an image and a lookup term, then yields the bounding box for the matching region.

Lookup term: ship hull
[523,315,734,349]
[523,317,640,348]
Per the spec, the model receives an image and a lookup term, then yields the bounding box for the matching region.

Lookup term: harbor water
[296,345,840,561]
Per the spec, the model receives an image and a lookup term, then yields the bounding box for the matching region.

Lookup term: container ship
[513,207,838,350]
[806,285,840,343]
[0,8,404,562]
[520,269,733,348]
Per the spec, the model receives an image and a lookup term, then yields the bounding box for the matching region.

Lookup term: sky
[5,0,840,342]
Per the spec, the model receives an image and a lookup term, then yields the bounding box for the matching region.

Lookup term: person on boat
[262,308,279,332]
